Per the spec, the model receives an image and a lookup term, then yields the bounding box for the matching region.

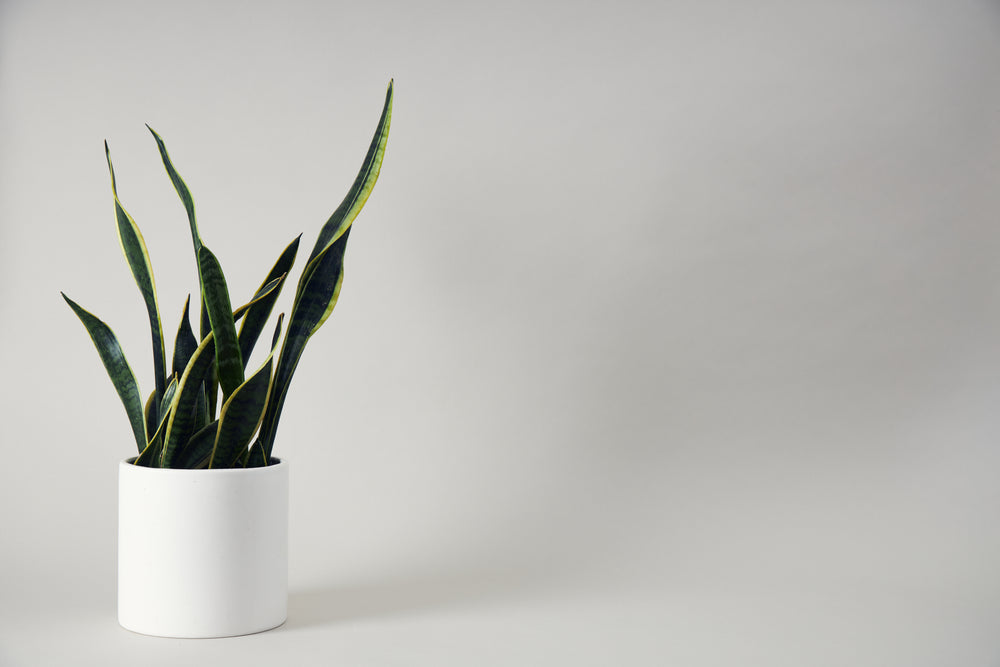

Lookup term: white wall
[2,0,1000,664]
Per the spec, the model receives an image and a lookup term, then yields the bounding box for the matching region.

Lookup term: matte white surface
[118,459,288,637]
[2,0,1000,664]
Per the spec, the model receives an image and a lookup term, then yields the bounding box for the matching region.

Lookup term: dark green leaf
[159,375,178,418]
[147,126,212,391]
[173,420,219,469]
[146,125,201,256]
[172,295,198,378]
[135,376,178,467]
[134,436,162,468]
[259,230,350,461]
[63,293,146,453]
[256,81,393,462]
[300,80,393,293]
[244,315,285,468]
[106,142,167,402]
[209,356,273,468]
[245,439,266,468]
[162,333,216,467]
[143,389,158,447]
[233,275,285,322]
[198,245,244,400]
[193,383,210,431]
[238,235,300,367]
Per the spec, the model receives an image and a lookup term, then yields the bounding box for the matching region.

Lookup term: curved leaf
[259,230,350,461]
[172,295,198,377]
[63,294,146,452]
[209,354,274,468]
[134,375,178,467]
[173,420,219,469]
[256,82,393,463]
[298,80,393,297]
[143,388,158,446]
[159,375,178,421]
[245,314,284,468]
[198,245,244,399]
[134,433,162,468]
[147,125,201,255]
[147,126,212,346]
[106,143,167,402]
[233,275,284,322]
[238,235,300,367]
[162,333,216,467]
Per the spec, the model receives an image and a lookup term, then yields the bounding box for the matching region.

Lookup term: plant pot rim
[120,457,285,473]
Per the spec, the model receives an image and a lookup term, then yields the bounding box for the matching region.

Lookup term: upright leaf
[257,81,393,462]
[158,375,179,422]
[233,275,285,322]
[135,375,178,467]
[172,295,198,378]
[296,82,392,310]
[209,354,274,468]
[106,143,167,402]
[173,420,219,469]
[300,80,393,289]
[147,125,201,255]
[134,435,162,468]
[63,294,146,452]
[162,333,216,467]
[259,229,351,461]
[143,389,158,446]
[198,245,244,399]
[237,235,300,367]
[193,383,210,431]
[147,126,212,341]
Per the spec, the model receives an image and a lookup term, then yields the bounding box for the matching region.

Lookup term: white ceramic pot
[118,457,288,638]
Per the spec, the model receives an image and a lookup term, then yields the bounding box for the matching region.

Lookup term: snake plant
[63,80,393,468]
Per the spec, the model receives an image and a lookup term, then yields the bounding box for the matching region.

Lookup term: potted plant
[62,81,393,638]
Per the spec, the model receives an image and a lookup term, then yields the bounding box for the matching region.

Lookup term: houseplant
[63,81,393,637]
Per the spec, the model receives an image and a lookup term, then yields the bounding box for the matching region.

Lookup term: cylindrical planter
[118,457,288,638]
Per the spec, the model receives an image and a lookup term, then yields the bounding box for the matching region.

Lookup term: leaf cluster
[63,81,393,468]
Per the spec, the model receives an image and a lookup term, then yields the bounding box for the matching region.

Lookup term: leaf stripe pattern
[198,245,244,400]
[257,81,393,463]
[238,235,300,368]
[62,293,147,452]
[106,143,167,403]
[298,80,393,297]
[162,333,217,467]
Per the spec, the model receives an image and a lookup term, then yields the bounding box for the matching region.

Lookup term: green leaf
[237,235,300,368]
[63,294,147,453]
[147,125,201,256]
[135,375,179,467]
[259,229,351,461]
[193,383,210,431]
[209,352,274,468]
[147,125,211,365]
[143,389,158,447]
[244,314,284,468]
[159,375,179,417]
[173,420,219,469]
[134,435,162,468]
[106,142,167,402]
[198,245,244,400]
[256,81,393,462]
[298,79,393,298]
[162,333,216,467]
[245,439,266,468]
[172,295,198,378]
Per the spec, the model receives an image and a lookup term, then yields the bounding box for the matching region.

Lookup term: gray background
[2,0,1000,664]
